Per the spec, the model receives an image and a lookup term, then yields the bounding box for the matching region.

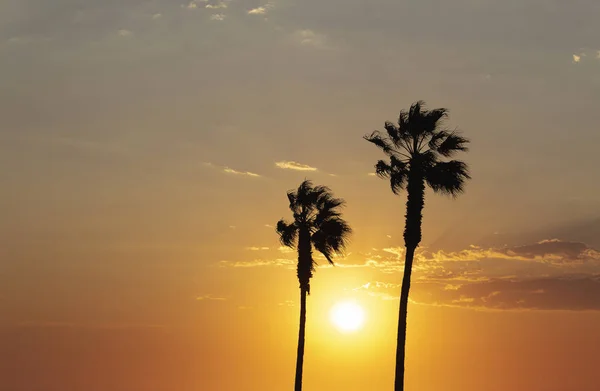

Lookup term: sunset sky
[2,0,600,390]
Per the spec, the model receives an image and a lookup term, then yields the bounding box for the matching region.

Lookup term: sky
[1,0,600,390]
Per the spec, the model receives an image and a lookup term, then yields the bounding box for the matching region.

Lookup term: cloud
[184,1,198,9]
[210,13,226,21]
[292,29,327,48]
[217,240,599,290]
[367,173,377,176]
[204,162,261,177]
[196,294,226,301]
[354,276,600,311]
[118,29,132,37]
[346,239,600,311]
[248,5,269,15]
[573,54,581,63]
[152,13,162,20]
[278,246,294,254]
[329,239,600,282]
[275,161,317,171]
[5,36,52,46]
[245,246,270,251]
[206,2,227,9]
[597,51,600,59]
[219,259,295,268]
[382,247,404,259]
[422,240,600,266]
[223,167,259,176]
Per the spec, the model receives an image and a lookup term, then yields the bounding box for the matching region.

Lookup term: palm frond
[390,170,408,195]
[364,131,396,156]
[398,111,409,131]
[384,121,401,146]
[309,184,332,209]
[286,190,300,214]
[276,219,298,247]
[406,100,427,138]
[422,108,448,133]
[314,198,344,226]
[425,160,471,197]
[389,155,410,194]
[375,160,392,178]
[435,133,470,157]
[311,217,352,265]
[293,180,316,215]
[409,100,425,122]
[427,130,451,151]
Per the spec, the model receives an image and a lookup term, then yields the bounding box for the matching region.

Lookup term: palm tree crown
[364,100,470,248]
[276,180,352,294]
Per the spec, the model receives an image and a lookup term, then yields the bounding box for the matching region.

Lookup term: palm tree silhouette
[276,180,352,391]
[364,101,470,391]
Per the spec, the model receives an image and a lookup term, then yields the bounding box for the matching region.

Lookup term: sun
[330,301,365,333]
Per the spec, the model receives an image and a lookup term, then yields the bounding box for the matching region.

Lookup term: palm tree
[364,101,470,391]
[276,180,352,391]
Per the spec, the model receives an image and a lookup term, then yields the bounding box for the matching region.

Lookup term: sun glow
[330,301,365,332]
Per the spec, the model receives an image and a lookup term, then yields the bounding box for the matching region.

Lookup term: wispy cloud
[204,162,261,177]
[206,2,227,9]
[5,35,52,46]
[248,6,267,14]
[223,167,259,176]
[196,294,226,301]
[152,13,162,20]
[353,276,600,311]
[246,246,270,251]
[382,247,404,259]
[292,29,327,48]
[248,3,273,15]
[118,29,132,37]
[184,1,198,9]
[278,246,294,254]
[210,13,226,21]
[219,259,294,268]
[275,161,317,171]
[573,54,581,63]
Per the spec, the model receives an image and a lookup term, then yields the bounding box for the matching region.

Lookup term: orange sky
[2,0,600,390]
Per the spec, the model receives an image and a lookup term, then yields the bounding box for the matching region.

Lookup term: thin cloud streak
[204,162,261,177]
[196,294,227,301]
[275,161,317,171]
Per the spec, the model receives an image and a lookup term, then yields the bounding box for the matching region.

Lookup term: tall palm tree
[276,180,352,391]
[364,101,470,391]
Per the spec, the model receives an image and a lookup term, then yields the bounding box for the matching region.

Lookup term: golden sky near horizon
[1,0,600,390]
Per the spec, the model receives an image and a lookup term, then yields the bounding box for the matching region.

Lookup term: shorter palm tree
[276,180,352,391]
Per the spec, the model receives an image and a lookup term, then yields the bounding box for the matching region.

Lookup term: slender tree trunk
[294,287,308,391]
[395,170,425,391]
[394,245,416,391]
